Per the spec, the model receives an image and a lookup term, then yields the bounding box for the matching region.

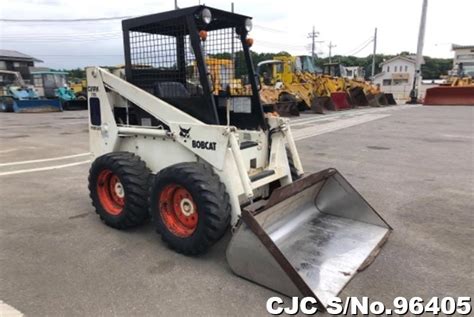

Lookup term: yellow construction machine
[257,55,324,114]
[424,74,474,105]
[323,63,397,107]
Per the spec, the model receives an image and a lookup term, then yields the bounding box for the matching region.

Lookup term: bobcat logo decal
[179,126,191,138]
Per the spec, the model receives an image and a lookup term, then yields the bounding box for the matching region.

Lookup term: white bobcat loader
[87,6,391,310]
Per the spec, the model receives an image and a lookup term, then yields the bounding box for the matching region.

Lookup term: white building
[341,66,365,81]
[372,55,423,101]
[451,44,474,77]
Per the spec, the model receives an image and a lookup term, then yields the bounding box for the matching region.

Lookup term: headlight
[245,18,253,32]
[201,8,212,24]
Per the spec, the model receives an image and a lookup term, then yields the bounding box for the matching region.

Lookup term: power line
[0,16,131,22]
[257,39,307,50]
[350,40,373,56]
[34,54,124,56]
[344,37,373,56]
[1,31,121,40]
[253,24,286,34]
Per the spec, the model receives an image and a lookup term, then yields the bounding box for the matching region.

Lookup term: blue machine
[31,71,87,110]
[0,70,62,112]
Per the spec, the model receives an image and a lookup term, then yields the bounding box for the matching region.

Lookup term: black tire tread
[150,162,231,255]
[88,152,151,229]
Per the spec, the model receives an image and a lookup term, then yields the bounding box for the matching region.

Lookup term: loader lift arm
[86,6,391,311]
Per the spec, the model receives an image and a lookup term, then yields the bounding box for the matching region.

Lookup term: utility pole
[371,28,377,79]
[174,0,178,9]
[409,0,428,103]
[307,26,320,63]
[328,41,337,63]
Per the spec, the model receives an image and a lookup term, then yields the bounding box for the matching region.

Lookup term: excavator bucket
[385,93,397,105]
[270,102,300,116]
[317,96,334,112]
[227,168,391,310]
[11,99,62,113]
[310,97,324,114]
[423,86,474,105]
[349,87,369,107]
[330,92,352,110]
[367,93,388,107]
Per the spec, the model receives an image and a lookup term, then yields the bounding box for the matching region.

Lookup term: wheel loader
[323,63,397,108]
[0,70,62,112]
[257,56,324,114]
[423,74,474,106]
[87,6,391,310]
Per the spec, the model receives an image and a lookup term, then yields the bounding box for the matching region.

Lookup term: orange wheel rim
[159,184,198,238]
[97,169,125,215]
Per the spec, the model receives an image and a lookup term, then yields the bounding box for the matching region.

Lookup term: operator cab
[323,63,343,77]
[122,6,266,130]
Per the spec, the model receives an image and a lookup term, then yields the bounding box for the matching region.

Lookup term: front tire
[150,162,231,255]
[89,152,151,229]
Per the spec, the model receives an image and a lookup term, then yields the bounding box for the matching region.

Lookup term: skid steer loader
[87,6,391,310]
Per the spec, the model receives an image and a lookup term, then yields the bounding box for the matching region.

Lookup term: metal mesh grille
[128,25,250,97]
[202,28,250,95]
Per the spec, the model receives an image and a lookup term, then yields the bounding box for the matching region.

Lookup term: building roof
[379,55,424,67]
[0,49,43,63]
[372,71,386,79]
[31,70,68,75]
[452,44,474,50]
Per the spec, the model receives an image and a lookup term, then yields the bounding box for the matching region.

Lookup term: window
[0,61,6,69]
[387,66,390,72]
[33,75,43,88]
[394,66,398,72]
[393,79,409,85]
[405,65,408,72]
[383,79,391,86]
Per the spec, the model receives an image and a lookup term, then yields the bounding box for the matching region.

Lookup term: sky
[0,0,472,69]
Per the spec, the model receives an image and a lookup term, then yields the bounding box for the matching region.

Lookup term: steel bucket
[227,168,391,310]
[14,99,62,113]
[330,92,352,110]
[349,87,369,107]
[367,93,388,107]
[385,93,397,105]
[423,86,474,106]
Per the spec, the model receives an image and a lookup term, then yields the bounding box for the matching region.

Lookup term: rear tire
[150,162,231,255]
[0,97,15,112]
[89,152,151,229]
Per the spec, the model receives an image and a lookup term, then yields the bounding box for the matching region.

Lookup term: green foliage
[68,68,85,79]
[56,52,452,81]
[421,57,452,79]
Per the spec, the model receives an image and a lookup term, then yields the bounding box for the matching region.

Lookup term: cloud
[1,0,472,69]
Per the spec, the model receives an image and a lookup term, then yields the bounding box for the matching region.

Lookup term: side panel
[169,122,230,170]
[117,136,197,173]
